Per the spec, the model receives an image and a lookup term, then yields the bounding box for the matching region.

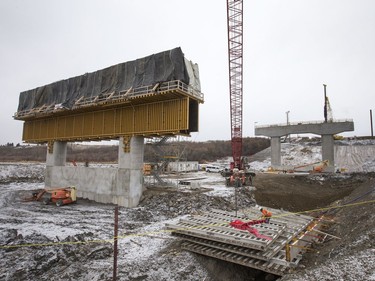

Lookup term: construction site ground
[1,140,375,280]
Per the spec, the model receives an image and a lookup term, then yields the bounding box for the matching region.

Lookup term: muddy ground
[139,172,375,281]
[280,172,375,281]
[177,172,375,281]
[0,165,374,280]
[253,173,364,212]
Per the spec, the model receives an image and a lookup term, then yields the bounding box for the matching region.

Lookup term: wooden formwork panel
[120,108,134,134]
[148,103,162,131]
[93,112,104,136]
[73,115,84,137]
[103,111,115,135]
[22,98,192,142]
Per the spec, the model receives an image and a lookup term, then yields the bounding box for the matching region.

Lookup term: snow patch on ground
[286,249,375,281]
[0,163,45,181]
[1,139,375,280]
[248,139,375,173]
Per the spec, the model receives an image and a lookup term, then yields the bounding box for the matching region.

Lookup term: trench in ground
[193,173,358,281]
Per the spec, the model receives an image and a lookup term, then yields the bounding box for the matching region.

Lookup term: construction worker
[230,168,240,187]
[259,207,272,223]
[239,170,246,185]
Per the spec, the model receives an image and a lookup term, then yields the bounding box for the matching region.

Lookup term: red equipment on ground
[230,219,272,240]
[25,187,77,207]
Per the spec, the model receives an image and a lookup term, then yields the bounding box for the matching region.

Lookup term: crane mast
[226,0,244,169]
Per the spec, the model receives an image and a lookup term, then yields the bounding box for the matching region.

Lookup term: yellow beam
[22,98,195,143]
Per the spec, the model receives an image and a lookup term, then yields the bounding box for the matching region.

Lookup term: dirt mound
[252,173,366,212]
[0,230,112,281]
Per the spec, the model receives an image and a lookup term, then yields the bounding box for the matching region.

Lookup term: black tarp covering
[17,47,191,112]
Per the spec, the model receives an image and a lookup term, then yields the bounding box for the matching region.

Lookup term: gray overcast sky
[1,0,374,145]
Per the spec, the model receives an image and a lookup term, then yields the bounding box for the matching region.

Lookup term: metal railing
[14,80,204,119]
[255,119,354,129]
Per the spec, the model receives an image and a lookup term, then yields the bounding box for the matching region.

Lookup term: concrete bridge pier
[255,120,354,172]
[269,134,335,171]
[46,141,67,167]
[45,136,145,207]
[321,134,335,172]
[271,137,281,167]
[117,136,145,207]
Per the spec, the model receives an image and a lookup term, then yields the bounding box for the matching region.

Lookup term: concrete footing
[45,136,145,207]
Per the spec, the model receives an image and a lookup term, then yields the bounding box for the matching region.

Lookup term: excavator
[24,186,77,207]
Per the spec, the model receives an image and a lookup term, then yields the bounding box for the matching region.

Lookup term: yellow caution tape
[1,199,374,249]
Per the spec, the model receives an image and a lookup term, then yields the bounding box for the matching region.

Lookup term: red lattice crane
[226,0,243,169]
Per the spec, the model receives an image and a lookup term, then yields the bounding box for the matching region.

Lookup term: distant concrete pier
[255,119,354,171]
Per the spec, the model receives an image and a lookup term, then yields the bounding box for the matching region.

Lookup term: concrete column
[118,136,144,169]
[270,137,281,167]
[117,136,145,207]
[46,141,67,167]
[45,141,67,187]
[321,134,335,172]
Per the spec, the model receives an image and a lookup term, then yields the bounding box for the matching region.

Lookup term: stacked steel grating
[166,207,320,276]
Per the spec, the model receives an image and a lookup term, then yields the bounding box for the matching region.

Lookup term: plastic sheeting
[17,47,201,112]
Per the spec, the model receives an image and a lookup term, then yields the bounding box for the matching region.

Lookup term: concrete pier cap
[255,119,354,171]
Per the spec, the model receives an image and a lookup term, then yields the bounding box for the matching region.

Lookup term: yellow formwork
[22,98,194,143]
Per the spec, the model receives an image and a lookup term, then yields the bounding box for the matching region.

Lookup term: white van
[205,165,223,173]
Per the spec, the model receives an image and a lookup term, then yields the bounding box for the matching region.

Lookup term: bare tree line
[0,137,270,163]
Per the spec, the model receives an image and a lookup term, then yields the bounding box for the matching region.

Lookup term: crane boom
[226,0,244,169]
